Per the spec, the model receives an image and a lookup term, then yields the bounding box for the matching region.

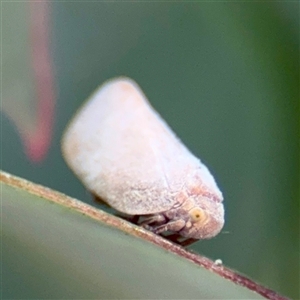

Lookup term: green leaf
[1,171,286,299]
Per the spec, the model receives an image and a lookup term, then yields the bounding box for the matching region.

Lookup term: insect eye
[189,208,208,224]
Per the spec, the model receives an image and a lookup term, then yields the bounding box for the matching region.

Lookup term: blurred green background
[2,2,299,299]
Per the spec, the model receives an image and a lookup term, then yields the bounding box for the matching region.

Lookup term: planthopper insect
[62,77,224,246]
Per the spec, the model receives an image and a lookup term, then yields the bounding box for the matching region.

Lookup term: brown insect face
[179,204,224,239]
[143,196,224,240]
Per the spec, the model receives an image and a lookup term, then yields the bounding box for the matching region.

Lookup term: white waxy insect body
[62,77,224,240]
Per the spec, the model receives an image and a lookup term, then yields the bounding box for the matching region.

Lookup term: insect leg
[139,214,167,226]
[163,234,198,246]
[151,219,186,235]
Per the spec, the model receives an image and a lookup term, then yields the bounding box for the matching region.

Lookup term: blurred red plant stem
[25,1,55,162]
